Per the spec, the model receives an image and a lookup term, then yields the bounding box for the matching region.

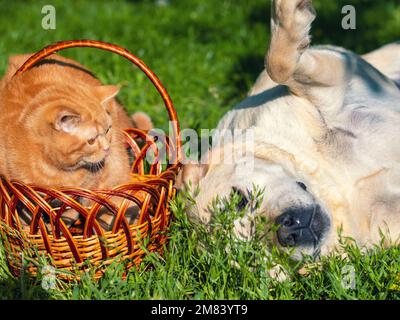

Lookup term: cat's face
[31,84,121,173]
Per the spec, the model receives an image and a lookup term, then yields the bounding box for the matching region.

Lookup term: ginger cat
[0,54,153,229]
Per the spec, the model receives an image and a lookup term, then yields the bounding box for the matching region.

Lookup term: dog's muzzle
[275,205,330,249]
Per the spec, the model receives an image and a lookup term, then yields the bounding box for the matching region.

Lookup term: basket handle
[13,39,182,164]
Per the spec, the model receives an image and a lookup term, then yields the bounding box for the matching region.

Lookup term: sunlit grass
[1,190,399,300]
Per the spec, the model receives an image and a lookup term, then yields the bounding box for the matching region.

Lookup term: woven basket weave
[0,40,182,280]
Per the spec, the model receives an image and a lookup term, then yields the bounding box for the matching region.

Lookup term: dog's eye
[296,181,307,191]
[232,187,249,211]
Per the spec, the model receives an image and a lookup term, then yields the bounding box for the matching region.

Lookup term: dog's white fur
[179,0,400,259]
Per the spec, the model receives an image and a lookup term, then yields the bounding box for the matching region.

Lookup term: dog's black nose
[275,206,329,248]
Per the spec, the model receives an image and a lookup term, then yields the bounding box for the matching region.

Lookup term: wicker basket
[0,40,182,281]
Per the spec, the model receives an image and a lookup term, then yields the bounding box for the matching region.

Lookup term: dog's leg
[266,0,350,121]
[248,69,277,96]
[362,42,400,87]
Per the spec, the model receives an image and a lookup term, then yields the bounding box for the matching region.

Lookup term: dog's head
[177,141,334,260]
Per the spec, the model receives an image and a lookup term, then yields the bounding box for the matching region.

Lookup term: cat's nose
[103,146,110,153]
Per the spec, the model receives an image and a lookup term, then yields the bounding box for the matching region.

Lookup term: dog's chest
[217,96,320,156]
[218,94,394,184]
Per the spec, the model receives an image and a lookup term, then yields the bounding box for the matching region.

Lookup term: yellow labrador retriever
[178,0,400,260]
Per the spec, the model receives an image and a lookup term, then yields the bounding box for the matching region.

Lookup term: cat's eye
[105,126,111,134]
[87,138,96,145]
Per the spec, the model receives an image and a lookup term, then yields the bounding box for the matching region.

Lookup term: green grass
[0,0,400,300]
[1,191,400,300]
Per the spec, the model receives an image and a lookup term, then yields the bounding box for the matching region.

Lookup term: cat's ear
[54,111,81,133]
[2,54,33,83]
[94,85,120,106]
[8,54,31,69]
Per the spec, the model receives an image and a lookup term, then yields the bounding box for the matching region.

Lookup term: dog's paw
[268,264,290,282]
[267,0,316,83]
[272,0,316,45]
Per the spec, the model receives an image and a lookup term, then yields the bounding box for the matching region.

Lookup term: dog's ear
[175,162,208,190]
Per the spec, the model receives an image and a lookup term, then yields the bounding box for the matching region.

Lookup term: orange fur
[0,53,151,190]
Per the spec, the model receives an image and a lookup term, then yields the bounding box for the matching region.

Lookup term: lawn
[0,0,400,300]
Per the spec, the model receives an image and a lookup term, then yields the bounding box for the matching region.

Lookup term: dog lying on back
[178,0,400,260]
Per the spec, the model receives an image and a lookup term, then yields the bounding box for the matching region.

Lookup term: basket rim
[0,40,183,279]
[13,39,182,164]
